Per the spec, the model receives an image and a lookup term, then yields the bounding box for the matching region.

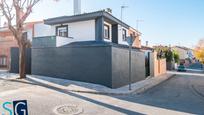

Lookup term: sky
[6,0,204,48]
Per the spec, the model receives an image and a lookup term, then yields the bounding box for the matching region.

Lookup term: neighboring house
[172,46,194,60]
[0,21,41,69]
[33,11,141,48]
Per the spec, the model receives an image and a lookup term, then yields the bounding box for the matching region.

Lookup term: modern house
[29,10,149,88]
[0,21,41,69]
[33,10,141,48]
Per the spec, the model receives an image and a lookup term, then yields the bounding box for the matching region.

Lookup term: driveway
[0,72,204,115]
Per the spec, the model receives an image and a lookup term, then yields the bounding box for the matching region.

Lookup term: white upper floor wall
[34,19,131,47]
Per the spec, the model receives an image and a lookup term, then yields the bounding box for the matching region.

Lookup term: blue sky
[25,0,204,47]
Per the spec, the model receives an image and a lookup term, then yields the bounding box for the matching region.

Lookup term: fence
[32,43,146,88]
[10,47,31,74]
[150,52,167,77]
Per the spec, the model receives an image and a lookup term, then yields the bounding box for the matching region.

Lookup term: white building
[33,11,141,48]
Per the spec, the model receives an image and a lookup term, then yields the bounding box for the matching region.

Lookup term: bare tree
[0,0,54,78]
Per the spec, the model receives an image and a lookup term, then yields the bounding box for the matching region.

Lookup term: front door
[145,52,150,77]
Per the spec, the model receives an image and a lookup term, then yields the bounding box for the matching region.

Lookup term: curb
[62,74,176,95]
[134,74,176,94]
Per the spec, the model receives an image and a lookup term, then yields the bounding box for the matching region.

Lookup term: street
[0,72,204,115]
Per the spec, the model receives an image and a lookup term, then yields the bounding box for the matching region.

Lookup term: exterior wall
[10,48,31,74]
[53,20,95,44]
[32,36,56,48]
[26,29,33,42]
[56,36,73,47]
[0,34,17,69]
[132,36,141,48]
[150,52,158,77]
[34,20,96,47]
[32,46,112,87]
[111,47,146,88]
[128,28,141,48]
[173,47,188,59]
[34,23,54,37]
[31,45,146,88]
[0,22,40,69]
[150,52,167,77]
[158,59,167,75]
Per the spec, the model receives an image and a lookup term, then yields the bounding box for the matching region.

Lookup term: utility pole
[121,5,128,21]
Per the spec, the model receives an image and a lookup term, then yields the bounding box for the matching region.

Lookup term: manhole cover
[54,104,83,115]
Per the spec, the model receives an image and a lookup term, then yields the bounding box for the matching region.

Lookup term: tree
[194,39,204,64]
[173,51,179,63]
[0,0,57,78]
[164,49,173,62]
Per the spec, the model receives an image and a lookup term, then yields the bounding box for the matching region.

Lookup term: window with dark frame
[104,24,110,40]
[122,29,127,41]
[56,25,68,37]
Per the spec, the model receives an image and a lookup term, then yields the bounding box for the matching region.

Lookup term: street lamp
[126,36,135,90]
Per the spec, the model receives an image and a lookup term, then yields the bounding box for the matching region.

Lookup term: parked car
[177,64,186,72]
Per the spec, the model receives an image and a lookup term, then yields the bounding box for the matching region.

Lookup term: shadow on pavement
[3,73,204,114]
[25,77,144,115]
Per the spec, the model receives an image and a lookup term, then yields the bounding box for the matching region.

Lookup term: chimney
[74,0,81,15]
[105,8,112,14]
[146,41,149,46]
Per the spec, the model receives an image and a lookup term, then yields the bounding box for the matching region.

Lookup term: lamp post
[127,36,134,90]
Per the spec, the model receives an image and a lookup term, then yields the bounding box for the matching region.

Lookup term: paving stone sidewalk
[0,71,175,95]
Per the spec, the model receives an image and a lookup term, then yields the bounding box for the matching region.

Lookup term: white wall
[26,29,33,42]
[34,20,95,47]
[68,20,95,41]
[53,20,95,44]
[56,36,73,47]
[34,20,132,47]
[118,25,129,45]
[34,23,54,37]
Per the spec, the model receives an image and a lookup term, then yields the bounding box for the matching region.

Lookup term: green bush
[173,51,180,63]
[165,50,173,62]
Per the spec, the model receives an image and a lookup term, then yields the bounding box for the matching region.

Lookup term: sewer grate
[54,104,83,115]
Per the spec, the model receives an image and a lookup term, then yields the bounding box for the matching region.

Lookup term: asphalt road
[1,72,204,115]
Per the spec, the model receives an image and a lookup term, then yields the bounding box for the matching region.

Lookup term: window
[0,55,7,67]
[122,29,127,41]
[104,24,110,40]
[56,25,68,37]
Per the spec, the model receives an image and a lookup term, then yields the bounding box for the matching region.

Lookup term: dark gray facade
[111,47,146,88]
[10,47,31,74]
[32,43,146,88]
[32,36,56,48]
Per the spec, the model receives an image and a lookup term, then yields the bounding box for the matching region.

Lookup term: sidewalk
[27,73,175,95]
[0,72,175,95]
